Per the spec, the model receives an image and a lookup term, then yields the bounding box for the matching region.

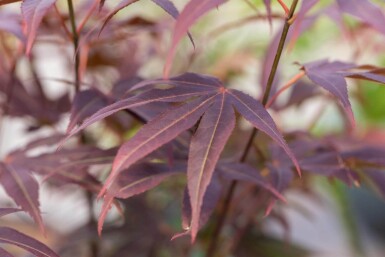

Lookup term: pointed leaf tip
[21,0,58,54]
[0,163,45,235]
[188,94,234,241]
[228,90,300,175]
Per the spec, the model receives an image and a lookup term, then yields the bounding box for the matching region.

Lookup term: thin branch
[266,70,305,108]
[205,1,300,256]
[54,4,72,41]
[277,0,290,16]
[67,0,81,92]
[77,0,98,33]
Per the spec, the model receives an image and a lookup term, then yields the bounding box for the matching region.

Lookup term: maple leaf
[0,227,59,257]
[217,162,285,201]
[66,72,300,240]
[302,60,356,126]
[68,89,109,132]
[175,176,221,240]
[0,163,45,234]
[98,161,185,234]
[301,60,385,127]
[21,0,58,54]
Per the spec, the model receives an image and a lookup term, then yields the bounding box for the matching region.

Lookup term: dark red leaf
[268,164,293,193]
[65,86,211,140]
[67,89,109,132]
[21,0,58,54]
[300,152,343,176]
[0,163,45,234]
[228,89,300,175]
[302,60,356,127]
[98,162,185,234]
[187,93,235,241]
[342,147,385,167]
[0,227,59,257]
[175,177,221,240]
[102,95,216,195]
[217,162,285,202]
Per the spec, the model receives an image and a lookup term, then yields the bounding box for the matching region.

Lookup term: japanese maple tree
[1,0,385,256]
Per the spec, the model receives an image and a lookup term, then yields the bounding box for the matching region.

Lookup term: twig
[204,1,300,256]
[266,70,305,108]
[67,0,81,92]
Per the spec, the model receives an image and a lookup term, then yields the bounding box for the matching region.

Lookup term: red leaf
[67,89,109,132]
[102,95,216,195]
[175,177,221,240]
[217,162,285,202]
[302,60,356,127]
[187,93,235,241]
[228,89,300,175]
[0,163,45,234]
[98,162,185,234]
[164,0,226,77]
[0,227,59,257]
[65,86,210,139]
[0,208,21,218]
[21,0,58,54]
